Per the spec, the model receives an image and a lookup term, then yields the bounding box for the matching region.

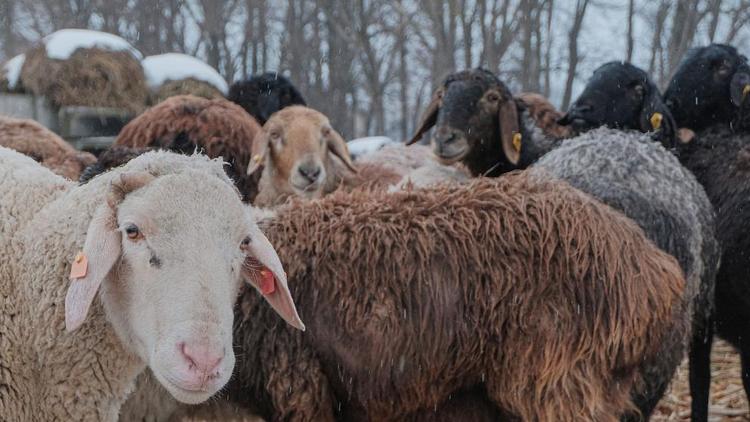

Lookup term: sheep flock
[2,28,750,422]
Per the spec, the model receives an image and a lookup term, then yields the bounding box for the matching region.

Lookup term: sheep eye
[632,84,645,98]
[240,236,251,249]
[321,127,331,137]
[124,224,141,240]
[487,93,500,102]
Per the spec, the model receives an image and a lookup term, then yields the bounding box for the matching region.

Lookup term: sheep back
[114,95,261,201]
[0,115,96,179]
[677,128,750,342]
[230,173,687,421]
[533,127,719,417]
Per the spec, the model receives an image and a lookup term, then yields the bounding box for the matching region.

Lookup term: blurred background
[0,0,748,142]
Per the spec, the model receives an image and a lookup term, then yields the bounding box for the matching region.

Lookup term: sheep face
[408,69,521,176]
[65,170,304,405]
[559,62,676,145]
[664,44,750,131]
[248,106,356,202]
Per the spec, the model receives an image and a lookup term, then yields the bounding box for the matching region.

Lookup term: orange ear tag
[259,269,276,295]
[70,252,88,279]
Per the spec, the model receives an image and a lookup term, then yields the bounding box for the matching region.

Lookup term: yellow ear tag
[650,112,663,130]
[512,133,522,152]
[70,252,88,279]
[253,154,262,163]
[743,84,750,101]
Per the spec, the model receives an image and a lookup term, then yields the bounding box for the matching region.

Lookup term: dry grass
[152,78,224,104]
[20,45,148,112]
[653,340,749,421]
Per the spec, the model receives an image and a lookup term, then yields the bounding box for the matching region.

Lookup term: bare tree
[561,0,590,110]
[625,0,635,62]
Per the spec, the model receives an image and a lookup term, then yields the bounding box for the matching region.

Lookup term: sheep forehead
[119,173,247,239]
[271,106,327,126]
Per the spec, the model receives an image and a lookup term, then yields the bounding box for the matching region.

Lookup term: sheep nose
[298,163,322,183]
[434,127,460,145]
[180,342,224,375]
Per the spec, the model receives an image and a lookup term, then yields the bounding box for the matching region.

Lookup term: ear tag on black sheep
[70,252,88,279]
[253,154,262,163]
[512,133,522,152]
[650,113,663,130]
[743,85,750,101]
[259,268,276,295]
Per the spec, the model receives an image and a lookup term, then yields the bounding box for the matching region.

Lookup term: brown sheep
[0,115,96,180]
[114,95,262,201]
[227,173,688,422]
[248,106,357,207]
[517,92,574,139]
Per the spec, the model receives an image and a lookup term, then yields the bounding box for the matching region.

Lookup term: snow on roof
[141,53,228,94]
[347,136,396,158]
[2,54,25,89]
[42,29,143,60]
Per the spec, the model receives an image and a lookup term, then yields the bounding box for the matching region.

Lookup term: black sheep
[227,72,307,125]
[407,68,559,176]
[664,44,750,422]
[664,44,750,132]
[558,61,677,145]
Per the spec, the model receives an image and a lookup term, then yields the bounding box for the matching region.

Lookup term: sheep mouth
[432,141,470,163]
[155,371,220,404]
[291,180,323,195]
[435,149,469,163]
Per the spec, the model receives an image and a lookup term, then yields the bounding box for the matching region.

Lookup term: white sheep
[0,147,303,420]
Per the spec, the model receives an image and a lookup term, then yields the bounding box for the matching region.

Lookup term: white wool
[2,54,25,88]
[42,29,143,60]
[347,136,396,158]
[142,53,228,94]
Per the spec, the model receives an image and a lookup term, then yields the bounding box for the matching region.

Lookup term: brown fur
[230,173,688,421]
[152,77,224,104]
[78,146,153,184]
[114,95,262,201]
[0,115,96,179]
[517,92,574,139]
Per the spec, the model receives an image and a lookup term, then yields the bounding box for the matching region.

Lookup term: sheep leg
[688,321,714,422]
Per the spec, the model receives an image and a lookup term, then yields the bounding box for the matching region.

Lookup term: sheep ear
[499,98,521,165]
[407,90,441,145]
[327,129,357,173]
[65,172,155,332]
[639,89,676,147]
[729,71,750,109]
[241,228,305,331]
[247,132,270,176]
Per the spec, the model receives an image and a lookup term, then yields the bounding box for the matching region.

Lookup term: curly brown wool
[229,173,688,422]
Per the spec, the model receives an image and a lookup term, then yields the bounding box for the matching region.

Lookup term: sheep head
[559,61,677,146]
[248,106,356,205]
[664,44,750,132]
[65,162,303,405]
[408,68,522,176]
[228,72,307,125]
